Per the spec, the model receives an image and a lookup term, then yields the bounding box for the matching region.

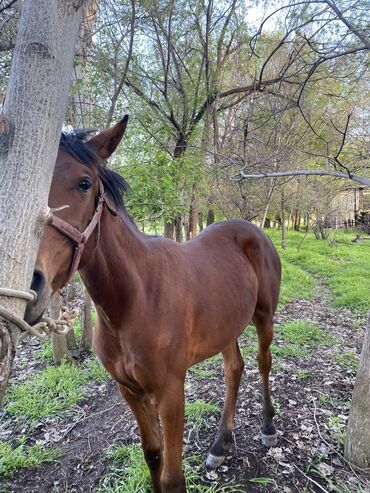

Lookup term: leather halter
[50,179,117,286]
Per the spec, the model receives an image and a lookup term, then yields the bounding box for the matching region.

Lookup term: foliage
[0,440,59,477]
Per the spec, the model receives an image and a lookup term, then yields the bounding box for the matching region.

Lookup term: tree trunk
[80,288,93,352]
[281,191,286,250]
[174,214,183,242]
[198,212,204,232]
[344,313,370,468]
[188,181,198,240]
[50,291,71,365]
[294,209,301,231]
[164,219,174,239]
[69,0,100,127]
[206,209,215,226]
[0,0,84,404]
[260,178,275,229]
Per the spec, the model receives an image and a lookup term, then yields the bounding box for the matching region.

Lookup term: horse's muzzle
[24,269,51,325]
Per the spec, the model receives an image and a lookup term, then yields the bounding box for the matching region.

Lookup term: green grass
[0,440,60,477]
[189,366,216,378]
[279,258,315,306]
[100,444,243,493]
[276,320,334,346]
[4,362,87,421]
[4,357,109,422]
[334,348,359,371]
[35,340,53,361]
[185,400,219,433]
[267,229,370,313]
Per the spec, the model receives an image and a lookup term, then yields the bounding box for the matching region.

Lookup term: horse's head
[24,116,129,324]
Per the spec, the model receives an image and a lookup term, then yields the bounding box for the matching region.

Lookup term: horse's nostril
[31,270,46,295]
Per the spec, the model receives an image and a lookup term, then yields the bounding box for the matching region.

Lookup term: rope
[0,288,74,342]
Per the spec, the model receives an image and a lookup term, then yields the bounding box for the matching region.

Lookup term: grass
[100,444,243,493]
[185,399,219,433]
[276,320,334,346]
[279,258,315,306]
[267,229,370,313]
[0,440,60,477]
[334,348,359,371]
[240,320,333,364]
[4,357,109,422]
[4,362,87,421]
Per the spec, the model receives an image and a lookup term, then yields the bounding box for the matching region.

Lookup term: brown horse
[25,117,281,493]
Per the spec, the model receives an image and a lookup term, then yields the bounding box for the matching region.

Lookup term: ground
[0,230,369,493]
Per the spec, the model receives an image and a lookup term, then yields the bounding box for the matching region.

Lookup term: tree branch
[233,170,370,187]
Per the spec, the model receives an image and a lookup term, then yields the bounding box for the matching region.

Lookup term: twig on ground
[294,464,330,493]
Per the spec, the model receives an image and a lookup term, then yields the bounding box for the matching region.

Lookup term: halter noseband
[50,179,117,286]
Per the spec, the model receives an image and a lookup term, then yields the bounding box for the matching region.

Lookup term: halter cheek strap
[50,180,116,286]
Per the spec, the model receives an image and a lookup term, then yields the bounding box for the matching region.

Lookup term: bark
[294,210,301,231]
[68,0,99,127]
[206,209,215,226]
[174,214,183,242]
[50,291,71,365]
[188,181,198,240]
[281,190,286,250]
[260,178,275,229]
[344,313,370,468]
[80,288,93,352]
[198,212,204,232]
[164,219,174,239]
[0,0,84,404]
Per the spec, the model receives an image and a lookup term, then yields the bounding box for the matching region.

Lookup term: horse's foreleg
[118,384,163,492]
[156,377,186,493]
[207,340,244,468]
[253,312,277,446]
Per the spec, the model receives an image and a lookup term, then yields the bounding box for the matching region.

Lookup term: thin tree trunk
[80,288,93,352]
[188,181,198,239]
[260,178,275,229]
[69,0,100,127]
[281,190,286,250]
[174,214,183,242]
[206,209,215,226]
[198,212,204,232]
[344,313,370,468]
[164,219,174,239]
[0,0,84,404]
[50,291,71,365]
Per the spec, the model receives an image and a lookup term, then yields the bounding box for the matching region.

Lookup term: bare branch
[233,170,370,187]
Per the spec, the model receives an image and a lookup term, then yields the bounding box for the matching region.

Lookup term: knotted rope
[0,288,75,341]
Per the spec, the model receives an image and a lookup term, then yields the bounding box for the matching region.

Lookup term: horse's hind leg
[253,310,277,446]
[206,340,244,468]
[119,385,163,492]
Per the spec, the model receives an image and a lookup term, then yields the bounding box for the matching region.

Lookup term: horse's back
[192,220,281,316]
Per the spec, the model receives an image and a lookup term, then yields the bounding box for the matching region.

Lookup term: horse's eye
[78,178,92,192]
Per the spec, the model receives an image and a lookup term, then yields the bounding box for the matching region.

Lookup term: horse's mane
[59,130,130,215]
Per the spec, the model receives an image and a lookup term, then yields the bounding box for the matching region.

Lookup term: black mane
[59,131,130,214]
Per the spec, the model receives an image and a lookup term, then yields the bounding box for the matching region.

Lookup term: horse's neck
[80,209,148,315]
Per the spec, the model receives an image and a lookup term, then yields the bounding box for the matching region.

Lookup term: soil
[1,284,369,493]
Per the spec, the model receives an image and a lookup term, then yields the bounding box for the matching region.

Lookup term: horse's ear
[87,115,129,161]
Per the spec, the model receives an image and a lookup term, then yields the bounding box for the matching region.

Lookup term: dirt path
[1,284,369,493]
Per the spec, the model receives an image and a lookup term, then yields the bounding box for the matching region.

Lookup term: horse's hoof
[206,453,226,468]
[261,432,277,447]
